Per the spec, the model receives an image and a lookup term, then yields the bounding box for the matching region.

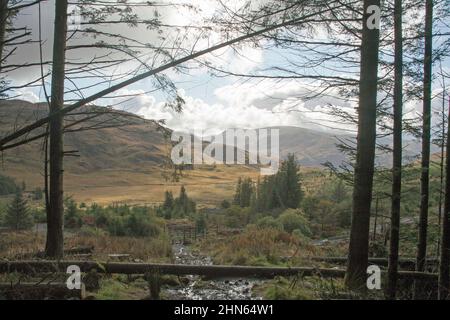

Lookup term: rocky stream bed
[164,243,263,300]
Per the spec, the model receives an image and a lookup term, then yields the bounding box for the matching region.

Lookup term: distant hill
[0,100,428,205]
[272,126,424,167]
[0,99,169,184]
[1,100,427,176]
[274,126,348,166]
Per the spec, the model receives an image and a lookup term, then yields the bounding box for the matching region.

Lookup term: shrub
[65,198,82,229]
[79,225,108,237]
[195,213,207,234]
[277,209,311,236]
[255,216,283,231]
[125,212,161,237]
[224,206,251,228]
[107,215,127,236]
[32,207,47,223]
[220,200,231,209]
[32,187,43,201]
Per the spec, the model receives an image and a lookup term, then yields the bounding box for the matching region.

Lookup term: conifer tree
[4,191,33,230]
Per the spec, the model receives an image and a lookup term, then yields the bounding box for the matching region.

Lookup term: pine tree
[416,0,434,286]
[233,178,242,205]
[279,154,303,209]
[331,179,347,203]
[174,186,196,216]
[346,0,381,290]
[239,178,254,208]
[163,191,174,211]
[65,198,81,229]
[4,191,33,230]
[387,0,404,300]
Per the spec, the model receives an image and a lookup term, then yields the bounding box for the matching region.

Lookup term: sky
[4,0,450,136]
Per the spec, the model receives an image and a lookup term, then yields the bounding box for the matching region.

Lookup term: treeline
[0,174,20,195]
[233,155,303,211]
[0,173,44,200]
[225,157,351,238]
[0,192,165,238]
[157,186,197,220]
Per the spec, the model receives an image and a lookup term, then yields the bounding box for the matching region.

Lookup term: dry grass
[0,230,172,263]
[199,226,321,266]
[69,232,172,262]
[2,164,262,207]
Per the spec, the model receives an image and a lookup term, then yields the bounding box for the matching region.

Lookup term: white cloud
[15,90,40,103]
[136,79,357,134]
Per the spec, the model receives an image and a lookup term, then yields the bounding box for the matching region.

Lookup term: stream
[164,242,263,300]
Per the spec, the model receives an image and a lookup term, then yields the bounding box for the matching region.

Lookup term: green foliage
[0,174,19,196]
[330,179,347,203]
[233,177,254,208]
[74,202,164,238]
[162,191,174,212]
[278,209,311,236]
[277,154,303,209]
[224,205,251,228]
[124,211,161,238]
[220,199,231,209]
[255,216,283,230]
[174,186,196,217]
[263,277,316,300]
[32,207,46,223]
[232,154,303,213]
[195,212,207,234]
[157,186,196,219]
[3,191,34,230]
[65,198,82,229]
[301,177,352,236]
[32,187,44,201]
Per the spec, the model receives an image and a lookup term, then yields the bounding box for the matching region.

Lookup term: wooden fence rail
[310,257,439,269]
[0,260,439,281]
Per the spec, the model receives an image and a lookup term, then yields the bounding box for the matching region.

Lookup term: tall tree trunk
[439,95,450,300]
[386,0,403,300]
[345,0,381,290]
[437,64,447,257]
[373,195,379,241]
[0,0,9,68]
[437,89,446,257]
[45,0,68,259]
[415,0,433,298]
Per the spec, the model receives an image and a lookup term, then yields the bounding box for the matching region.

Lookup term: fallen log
[63,246,95,255]
[0,260,439,281]
[20,246,95,259]
[310,257,439,269]
[0,282,85,300]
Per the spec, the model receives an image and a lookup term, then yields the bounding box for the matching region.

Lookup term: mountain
[0,100,426,205]
[274,126,348,166]
[273,126,425,167]
[0,100,259,205]
[0,100,172,193]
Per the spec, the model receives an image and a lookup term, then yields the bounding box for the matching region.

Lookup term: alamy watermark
[367,5,381,30]
[66,265,82,290]
[171,129,280,175]
[367,265,381,290]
